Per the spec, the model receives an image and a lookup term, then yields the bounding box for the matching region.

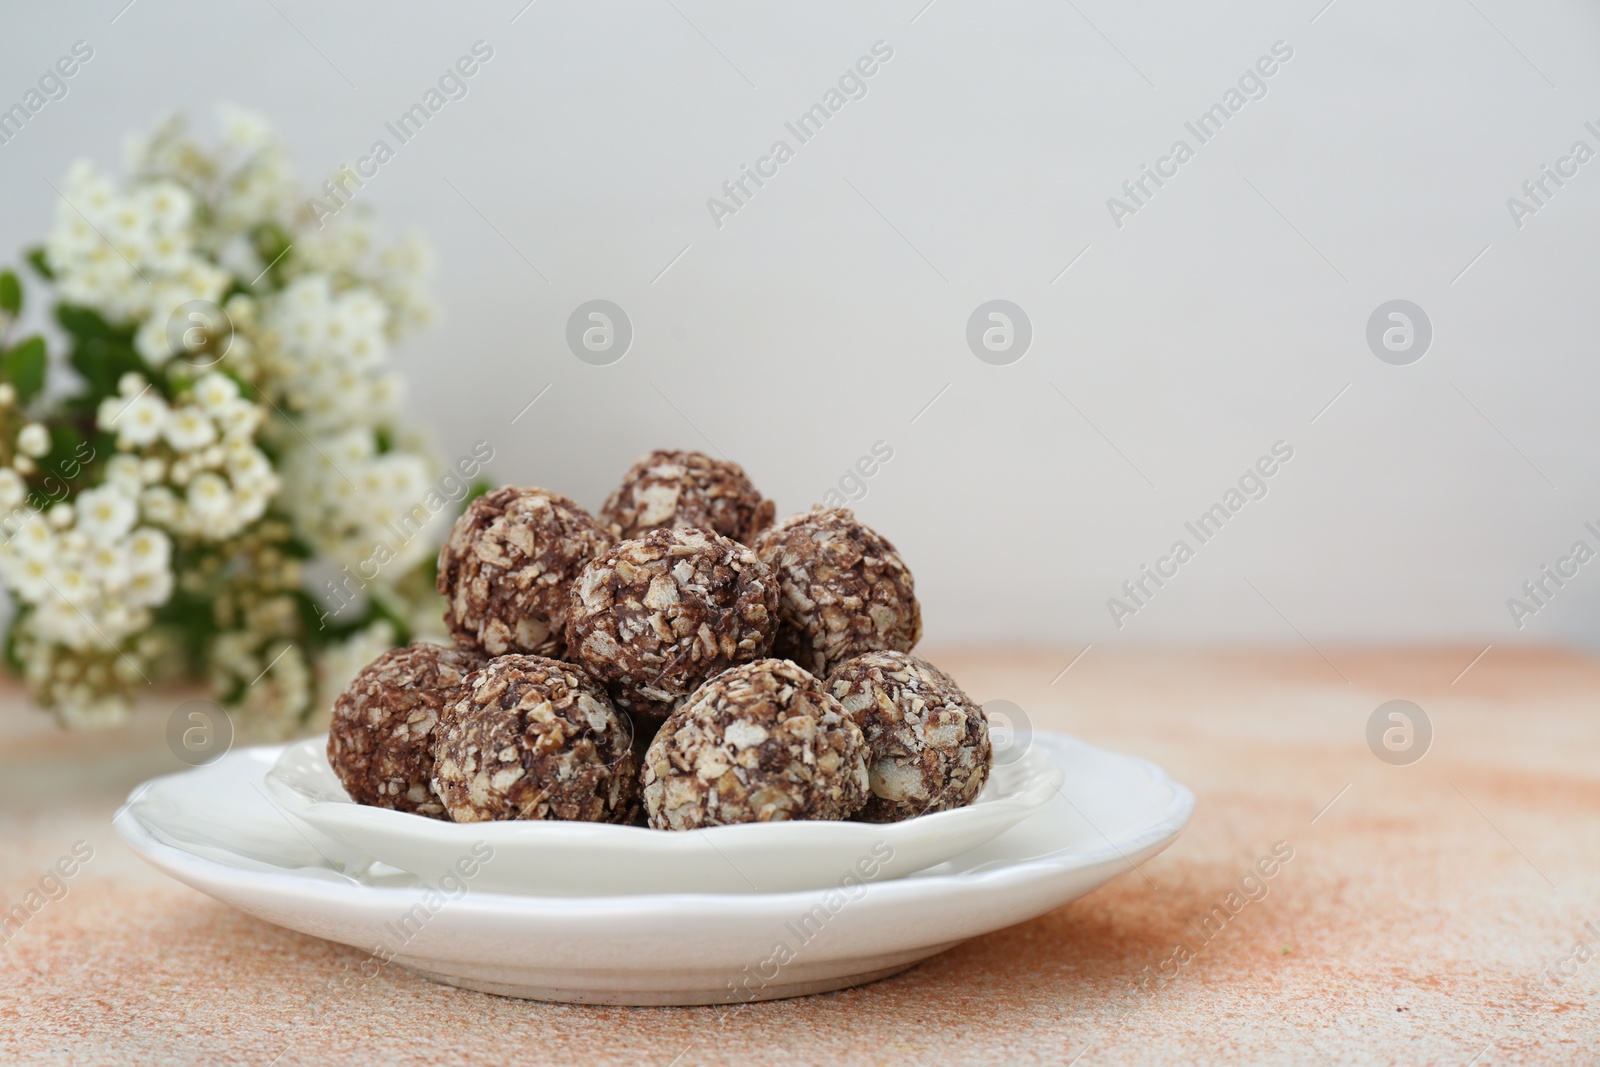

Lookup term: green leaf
[0,270,20,316]
[290,589,332,641]
[25,247,53,281]
[250,221,293,289]
[4,603,34,675]
[66,336,143,403]
[56,303,131,342]
[3,336,47,402]
[39,424,87,485]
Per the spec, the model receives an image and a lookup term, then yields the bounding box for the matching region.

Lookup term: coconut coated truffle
[437,486,611,658]
[430,654,637,823]
[642,659,869,830]
[600,449,776,544]
[826,651,991,823]
[326,642,486,817]
[753,506,922,677]
[565,526,778,720]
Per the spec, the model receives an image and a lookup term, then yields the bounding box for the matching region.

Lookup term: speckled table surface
[2,646,1597,1066]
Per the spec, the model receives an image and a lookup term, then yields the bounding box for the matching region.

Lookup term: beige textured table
[2,646,1597,1066]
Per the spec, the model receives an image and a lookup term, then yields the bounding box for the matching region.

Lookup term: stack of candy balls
[327,450,992,830]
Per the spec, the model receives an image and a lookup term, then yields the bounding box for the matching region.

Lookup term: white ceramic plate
[262,735,1066,896]
[115,732,1193,1005]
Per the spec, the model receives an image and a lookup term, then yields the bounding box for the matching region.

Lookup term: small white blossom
[140,486,178,526]
[0,469,26,509]
[105,455,144,492]
[126,528,170,574]
[100,390,167,447]
[11,514,54,558]
[6,106,439,734]
[0,546,52,599]
[194,372,240,413]
[125,567,174,608]
[162,406,217,451]
[186,472,231,517]
[75,486,138,542]
[45,565,92,606]
[17,424,51,458]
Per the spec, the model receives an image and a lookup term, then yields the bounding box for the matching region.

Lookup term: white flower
[134,317,174,365]
[217,399,262,440]
[162,407,217,451]
[87,541,130,587]
[216,234,262,281]
[137,180,194,231]
[279,428,438,577]
[258,276,394,434]
[11,514,53,558]
[124,567,173,608]
[126,528,170,574]
[104,200,153,260]
[100,390,167,446]
[0,546,51,600]
[75,486,139,543]
[217,102,275,154]
[97,601,137,638]
[17,424,50,458]
[47,562,91,604]
[0,469,26,509]
[187,472,231,517]
[140,486,178,526]
[194,372,240,413]
[226,448,271,486]
[105,455,144,492]
[369,374,401,409]
[7,109,446,733]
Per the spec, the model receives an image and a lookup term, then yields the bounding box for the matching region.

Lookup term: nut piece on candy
[826,650,991,823]
[437,486,611,659]
[600,449,776,544]
[753,506,922,678]
[430,654,637,823]
[643,658,869,830]
[565,527,778,720]
[326,641,486,817]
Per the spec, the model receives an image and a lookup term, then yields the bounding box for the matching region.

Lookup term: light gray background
[2,0,1597,654]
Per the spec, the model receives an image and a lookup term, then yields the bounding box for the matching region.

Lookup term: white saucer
[114,732,1193,1005]
[262,735,1065,895]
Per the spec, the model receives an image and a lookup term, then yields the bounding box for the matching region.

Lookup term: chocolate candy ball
[826,651,991,823]
[326,642,486,817]
[565,527,778,720]
[753,506,922,677]
[643,659,869,830]
[600,449,775,545]
[437,487,611,658]
[430,654,637,823]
